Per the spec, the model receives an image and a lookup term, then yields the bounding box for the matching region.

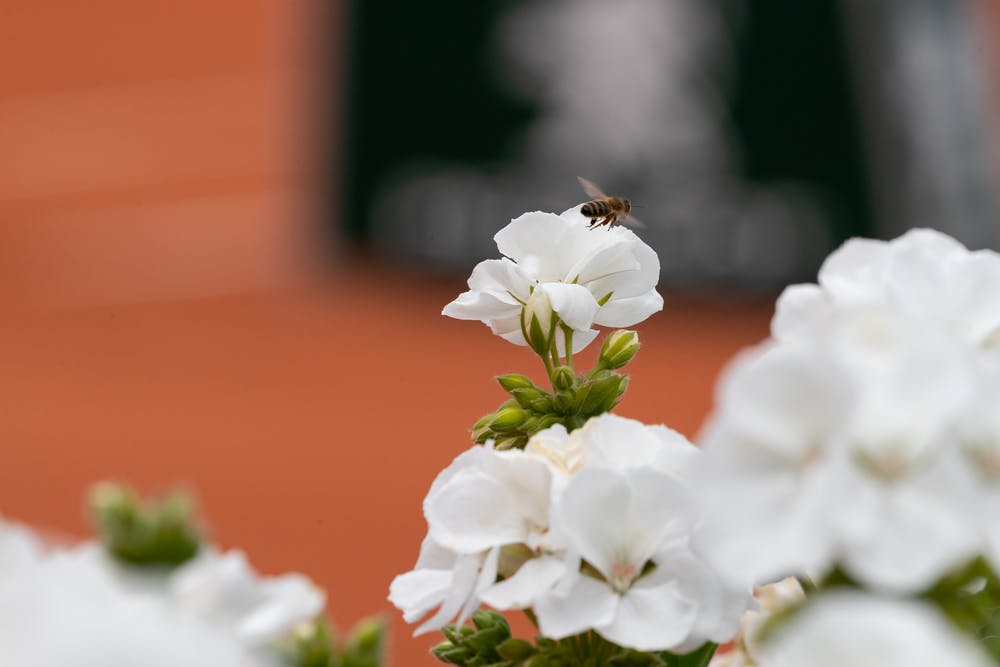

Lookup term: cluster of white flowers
[696,229,1000,592]
[443,207,662,354]
[0,517,324,667]
[390,414,750,653]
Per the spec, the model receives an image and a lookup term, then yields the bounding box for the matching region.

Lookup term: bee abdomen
[581,200,610,217]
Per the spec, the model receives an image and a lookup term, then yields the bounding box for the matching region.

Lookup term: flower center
[609,562,639,593]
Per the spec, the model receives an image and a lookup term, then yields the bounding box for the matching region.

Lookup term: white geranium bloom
[443,209,662,353]
[534,467,746,652]
[0,522,285,667]
[755,592,992,667]
[169,549,325,645]
[697,325,981,592]
[774,228,1000,347]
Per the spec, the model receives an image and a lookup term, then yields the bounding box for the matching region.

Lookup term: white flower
[169,549,326,645]
[773,228,1000,348]
[0,521,286,667]
[534,466,746,652]
[443,209,662,353]
[392,415,749,649]
[754,592,992,667]
[696,327,982,592]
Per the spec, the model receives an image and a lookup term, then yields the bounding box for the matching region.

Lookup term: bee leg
[601,215,615,228]
[587,218,601,229]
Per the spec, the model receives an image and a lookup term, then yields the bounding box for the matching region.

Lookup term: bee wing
[577,176,608,200]
[623,213,646,229]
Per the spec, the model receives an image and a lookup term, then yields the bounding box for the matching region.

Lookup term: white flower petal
[494,211,572,269]
[534,574,618,639]
[538,282,600,331]
[479,556,566,610]
[592,289,664,328]
[598,577,697,652]
[467,258,534,302]
[771,283,829,342]
[425,448,551,553]
[415,554,481,635]
[443,289,520,321]
[389,569,454,623]
[557,468,632,578]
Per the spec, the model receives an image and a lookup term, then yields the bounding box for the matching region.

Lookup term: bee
[577,176,645,230]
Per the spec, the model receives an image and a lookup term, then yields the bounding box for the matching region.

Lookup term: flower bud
[349,617,385,655]
[578,372,626,416]
[510,387,548,410]
[496,373,535,392]
[524,289,555,356]
[599,330,640,369]
[490,406,529,433]
[497,638,535,661]
[552,365,575,391]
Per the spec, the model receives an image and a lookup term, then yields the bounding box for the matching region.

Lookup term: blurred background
[1,0,998,663]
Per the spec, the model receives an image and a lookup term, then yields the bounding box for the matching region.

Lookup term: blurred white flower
[696,326,982,592]
[169,549,325,645]
[774,229,1000,348]
[754,592,992,667]
[443,209,662,353]
[0,520,298,667]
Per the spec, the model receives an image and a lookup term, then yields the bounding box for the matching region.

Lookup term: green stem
[563,326,574,370]
[523,608,539,629]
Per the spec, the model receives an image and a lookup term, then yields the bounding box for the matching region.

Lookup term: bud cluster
[89,482,201,567]
[279,616,386,667]
[469,331,639,449]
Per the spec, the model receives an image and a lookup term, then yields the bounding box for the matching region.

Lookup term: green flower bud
[497,638,535,661]
[552,365,575,391]
[89,482,200,567]
[350,617,385,654]
[496,373,535,392]
[471,413,495,443]
[524,289,555,356]
[278,618,335,667]
[510,387,549,410]
[599,330,640,369]
[431,642,468,664]
[490,406,529,433]
[578,372,625,416]
[528,394,555,413]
